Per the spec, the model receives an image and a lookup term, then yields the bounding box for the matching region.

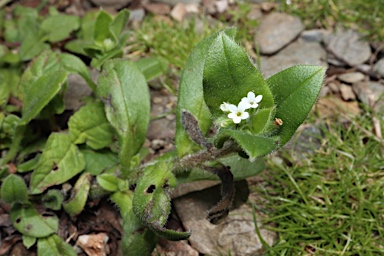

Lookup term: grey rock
[129,8,145,22]
[352,81,384,109]
[255,12,304,55]
[337,72,366,84]
[339,83,356,101]
[326,29,371,66]
[327,82,340,94]
[154,0,202,7]
[64,73,95,110]
[259,40,328,78]
[246,6,262,21]
[173,181,277,255]
[373,58,384,78]
[89,0,132,9]
[300,29,329,43]
[172,180,220,198]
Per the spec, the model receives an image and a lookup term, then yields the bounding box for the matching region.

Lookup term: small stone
[147,118,175,140]
[327,82,340,93]
[255,12,304,55]
[319,86,330,97]
[338,72,365,84]
[316,96,360,118]
[152,96,163,104]
[300,29,329,43]
[129,8,145,22]
[373,58,384,78]
[259,40,327,78]
[339,84,356,101]
[326,29,371,66]
[260,2,277,12]
[89,0,132,9]
[64,73,94,110]
[143,3,171,15]
[76,233,109,256]
[352,81,384,109]
[171,3,187,21]
[246,6,262,20]
[215,0,229,13]
[151,139,166,150]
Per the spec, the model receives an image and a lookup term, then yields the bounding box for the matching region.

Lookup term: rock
[154,0,202,7]
[316,96,360,119]
[327,82,340,94]
[173,181,277,255]
[172,180,220,198]
[255,12,304,55]
[246,6,262,21]
[215,0,229,13]
[147,118,175,140]
[339,84,356,101]
[337,72,366,84]
[259,40,327,78]
[89,0,132,9]
[64,73,94,110]
[143,3,171,15]
[152,239,199,256]
[300,29,329,43]
[373,58,384,78]
[76,233,109,256]
[171,3,187,21]
[326,29,371,66]
[352,81,384,109]
[129,8,145,22]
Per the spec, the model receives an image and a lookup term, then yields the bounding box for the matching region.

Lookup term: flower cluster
[220,92,263,124]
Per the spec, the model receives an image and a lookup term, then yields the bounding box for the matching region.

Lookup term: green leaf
[97,173,128,192]
[135,57,169,81]
[267,65,326,146]
[81,149,118,175]
[132,161,191,241]
[0,68,20,106]
[10,204,58,237]
[30,133,86,194]
[97,59,150,174]
[68,101,114,150]
[109,9,130,40]
[58,53,96,90]
[19,32,49,61]
[37,234,77,256]
[63,173,91,218]
[203,32,274,117]
[22,235,36,249]
[42,189,64,210]
[111,191,156,255]
[0,174,29,204]
[20,69,67,125]
[93,10,114,46]
[41,14,80,42]
[250,107,276,135]
[216,129,279,160]
[175,28,236,158]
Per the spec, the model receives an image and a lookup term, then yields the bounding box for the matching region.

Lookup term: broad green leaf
[250,107,276,135]
[97,59,150,174]
[203,33,274,117]
[37,234,77,256]
[17,154,40,173]
[0,174,29,204]
[133,161,191,240]
[216,129,279,160]
[20,69,67,125]
[19,33,49,61]
[10,203,58,237]
[93,10,114,46]
[58,53,96,90]
[41,14,80,42]
[22,235,36,249]
[20,50,62,89]
[0,68,20,106]
[63,173,91,218]
[175,28,236,158]
[135,57,169,81]
[109,9,130,40]
[68,101,114,149]
[176,156,265,183]
[42,189,63,210]
[4,19,18,43]
[30,133,86,194]
[267,65,326,146]
[97,173,128,192]
[111,191,156,255]
[81,149,118,175]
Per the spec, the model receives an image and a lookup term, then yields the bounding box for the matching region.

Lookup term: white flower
[227,102,249,124]
[220,102,231,112]
[241,92,263,109]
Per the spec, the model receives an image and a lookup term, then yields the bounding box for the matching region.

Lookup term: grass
[280,0,384,42]
[250,107,384,255]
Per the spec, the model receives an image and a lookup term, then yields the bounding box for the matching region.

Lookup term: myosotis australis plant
[0,10,325,254]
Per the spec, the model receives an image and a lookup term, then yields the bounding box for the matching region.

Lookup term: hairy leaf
[41,14,80,42]
[37,234,77,256]
[0,174,29,204]
[63,173,91,218]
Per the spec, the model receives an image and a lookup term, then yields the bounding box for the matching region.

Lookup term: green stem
[2,125,26,164]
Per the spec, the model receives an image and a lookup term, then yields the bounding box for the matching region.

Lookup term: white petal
[241,112,249,119]
[227,104,238,113]
[238,101,249,111]
[232,116,241,123]
[255,95,263,103]
[247,91,255,99]
[220,103,229,112]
